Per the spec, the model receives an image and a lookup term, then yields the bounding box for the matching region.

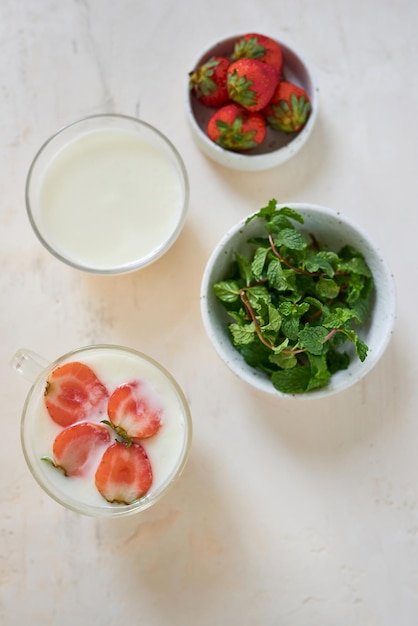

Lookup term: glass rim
[25,113,190,275]
[19,343,193,518]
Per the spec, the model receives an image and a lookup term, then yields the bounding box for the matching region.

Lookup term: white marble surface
[0,1,417,624]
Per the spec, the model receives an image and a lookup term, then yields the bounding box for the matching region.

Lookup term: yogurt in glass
[25,114,189,274]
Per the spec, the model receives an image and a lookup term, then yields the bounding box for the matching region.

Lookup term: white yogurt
[22,346,191,515]
[34,125,186,271]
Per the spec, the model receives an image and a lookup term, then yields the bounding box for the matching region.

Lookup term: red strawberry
[106,380,162,440]
[232,33,284,75]
[42,422,110,477]
[207,103,266,152]
[189,56,231,108]
[95,441,153,504]
[44,361,109,427]
[227,58,279,112]
[263,80,311,133]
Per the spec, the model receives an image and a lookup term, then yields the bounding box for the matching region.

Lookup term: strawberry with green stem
[263,80,311,133]
[232,33,284,75]
[227,58,279,112]
[207,103,266,152]
[95,441,153,504]
[44,361,109,427]
[189,56,231,108]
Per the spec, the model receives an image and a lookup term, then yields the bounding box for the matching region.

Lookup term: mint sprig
[213,200,374,395]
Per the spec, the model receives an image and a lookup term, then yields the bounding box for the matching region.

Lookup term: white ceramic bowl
[26,114,189,274]
[200,203,396,399]
[186,34,319,171]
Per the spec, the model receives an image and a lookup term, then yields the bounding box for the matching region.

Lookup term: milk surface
[38,128,184,269]
[25,347,189,511]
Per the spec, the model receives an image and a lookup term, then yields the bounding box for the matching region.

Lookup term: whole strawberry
[263,80,311,133]
[227,58,279,112]
[232,33,284,75]
[207,103,266,152]
[189,56,230,108]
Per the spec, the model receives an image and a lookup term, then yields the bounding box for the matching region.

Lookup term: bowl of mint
[200,200,396,398]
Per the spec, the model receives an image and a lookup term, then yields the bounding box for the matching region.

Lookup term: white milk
[24,347,190,512]
[37,128,184,269]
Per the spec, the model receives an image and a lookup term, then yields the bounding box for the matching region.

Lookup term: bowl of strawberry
[187,33,318,171]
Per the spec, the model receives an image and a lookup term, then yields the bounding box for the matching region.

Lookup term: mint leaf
[246,200,305,229]
[316,277,340,299]
[281,316,300,341]
[269,350,297,369]
[305,296,327,314]
[229,322,256,345]
[351,290,373,324]
[306,354,331,390]
[251,246,269,279]
[338,255,372,277]
[267,258,288,291]
[262,304,282,334]
[213,280,241,303]
[246,198,278,224]
[276,206,305,224]
[228,310,247,324]
[273,228,307,251]
[298,326,329,355]
[236,253,253,285]
[323,307,361,329]
[345,272,367,304]
[304,252,335,277]
[271,366,312,394]
[237,340,272,368]
[327,349,350,374]
[338,329,369,361]
[245,285,271,311]
[278,300,294,316]
[355,336,368,361]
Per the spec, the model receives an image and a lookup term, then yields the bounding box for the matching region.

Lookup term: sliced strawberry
[95,441,153,504]
[44,361,109,427]
[43,422,111,477]
[106,380,162,440]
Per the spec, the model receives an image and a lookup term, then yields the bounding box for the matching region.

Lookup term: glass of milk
[25,114,189,274]
[11,345,192,517]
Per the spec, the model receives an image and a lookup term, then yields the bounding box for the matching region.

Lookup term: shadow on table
[74,219,207,350]
[241,332,403,463]
[195,110,326,207]
[92,445,258,620]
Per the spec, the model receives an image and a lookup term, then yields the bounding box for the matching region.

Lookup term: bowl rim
[25,113,190,275]
[186,33,319,171]
[200,202,397,399]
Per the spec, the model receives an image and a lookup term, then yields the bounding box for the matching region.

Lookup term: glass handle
[10,349,49,384]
